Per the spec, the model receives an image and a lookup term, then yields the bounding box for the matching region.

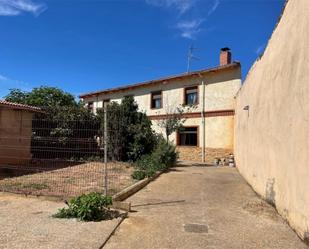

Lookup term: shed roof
[0,100,42,113]
[79,62,240,98]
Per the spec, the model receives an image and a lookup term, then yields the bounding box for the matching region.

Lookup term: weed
[53,192,116,221]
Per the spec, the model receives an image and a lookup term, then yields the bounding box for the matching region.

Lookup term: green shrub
[132,137,178,180]
[151,138,178,169]
[131,170,146,180]
[53,192,114,221]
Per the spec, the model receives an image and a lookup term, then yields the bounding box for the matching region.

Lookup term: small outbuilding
[0,100,42,165]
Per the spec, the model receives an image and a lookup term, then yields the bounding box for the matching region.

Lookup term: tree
[5,86,77,107]
[97,96,156,162]
[4,89,29,104]
[156,104,196,142]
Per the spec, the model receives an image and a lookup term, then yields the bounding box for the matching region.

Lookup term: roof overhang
[0,100,43,113]
[79,62,241,99]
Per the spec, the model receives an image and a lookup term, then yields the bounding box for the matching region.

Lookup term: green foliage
[131,170,146,180]
[32,105,100,159]
[151,137,178,169]
[134,154,161,176]
[157,105,196,141]
[97,96,156,162]
[5,86,77,107]
[133,136,178,180]
[4,89,29,104]
[53,193,113,221]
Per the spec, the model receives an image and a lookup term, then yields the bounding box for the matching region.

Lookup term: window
[103,99,110,108]
[151,91,162,109]
[184,86,198,105]
[177,127,198,146]
[87,101,94,111]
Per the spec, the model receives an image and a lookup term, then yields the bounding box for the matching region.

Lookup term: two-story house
[80,48,241,163]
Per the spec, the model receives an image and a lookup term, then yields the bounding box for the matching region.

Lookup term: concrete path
[0,192,122,249]
[105,166,308,249]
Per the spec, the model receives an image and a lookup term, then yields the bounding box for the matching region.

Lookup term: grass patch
[23,183,49,190]
[4,182,49,191]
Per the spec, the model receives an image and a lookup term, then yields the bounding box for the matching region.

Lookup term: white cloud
[208,0,220,16]
[145,0,196,14]
[0,0,46,16]
[176,19,204,39]
[146,0,219,40]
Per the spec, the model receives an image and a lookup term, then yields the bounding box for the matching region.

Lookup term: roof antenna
[187,44,199,73]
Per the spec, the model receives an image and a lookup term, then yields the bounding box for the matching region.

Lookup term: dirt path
[0,192,122,249]
[105,166,308,249]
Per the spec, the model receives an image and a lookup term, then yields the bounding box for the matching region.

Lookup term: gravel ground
[0,192,122,249]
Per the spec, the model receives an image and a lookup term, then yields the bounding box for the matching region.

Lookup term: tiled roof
[0,100,42,113]
[79,62,241,98]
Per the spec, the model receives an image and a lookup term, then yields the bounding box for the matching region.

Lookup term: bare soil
[0,162,135,198]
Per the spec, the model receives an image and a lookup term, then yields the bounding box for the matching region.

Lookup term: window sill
[183,103,199,107]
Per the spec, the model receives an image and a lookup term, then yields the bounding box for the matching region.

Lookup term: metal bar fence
[0,106,135,198]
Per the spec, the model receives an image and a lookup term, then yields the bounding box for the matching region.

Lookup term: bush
[132,137,178,180]
[151,138,178,169]
[52,192,114,221]
[97,97,157,162]
[131,170,146,180]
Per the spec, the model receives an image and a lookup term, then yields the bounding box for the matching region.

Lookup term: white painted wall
[235,0,309,240]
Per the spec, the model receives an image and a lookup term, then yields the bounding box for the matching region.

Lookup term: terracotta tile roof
[79,62,241,98]
[0,100,42,113]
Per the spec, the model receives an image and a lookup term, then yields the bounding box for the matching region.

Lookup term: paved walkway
[105,166,308,249]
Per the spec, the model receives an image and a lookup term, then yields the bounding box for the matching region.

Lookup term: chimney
[220,47,232,66]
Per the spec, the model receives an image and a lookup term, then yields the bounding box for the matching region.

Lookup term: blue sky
[0,0,285,98]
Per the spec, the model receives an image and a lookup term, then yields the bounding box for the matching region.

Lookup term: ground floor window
[177,127,198,146]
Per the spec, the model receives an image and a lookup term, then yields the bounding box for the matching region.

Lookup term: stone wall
[177,147,232,164]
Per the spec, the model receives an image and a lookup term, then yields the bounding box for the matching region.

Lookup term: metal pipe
[201,80,206,163]
[104,104,108,196]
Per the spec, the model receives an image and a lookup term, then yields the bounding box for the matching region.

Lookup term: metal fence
[0,106,134,198]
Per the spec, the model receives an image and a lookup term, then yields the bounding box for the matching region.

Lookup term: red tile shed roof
[79,62,240,98]
[0,100,42,113]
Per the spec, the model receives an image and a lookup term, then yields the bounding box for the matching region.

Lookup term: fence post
[104,104,108,196]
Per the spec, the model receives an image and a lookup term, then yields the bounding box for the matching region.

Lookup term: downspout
[201,79,206,163]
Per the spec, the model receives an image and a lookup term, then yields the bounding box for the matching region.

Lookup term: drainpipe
[201,79,206,163]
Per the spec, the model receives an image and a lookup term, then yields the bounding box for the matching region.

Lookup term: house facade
[80,48,241,163]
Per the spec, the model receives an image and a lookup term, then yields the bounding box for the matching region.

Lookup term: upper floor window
[151,91,162,109]
[184,86,198,105]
